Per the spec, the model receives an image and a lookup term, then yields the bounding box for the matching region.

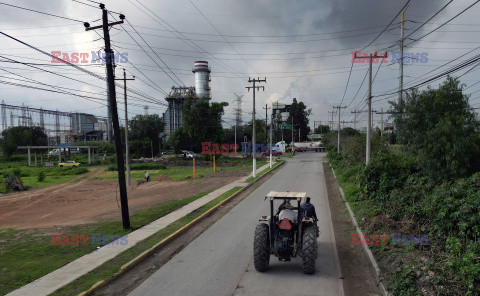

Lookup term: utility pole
[381,109,384,138]
[115,69,135,186]
[399,12,405,102]
[351,109,361,130]
[85,5,130,229]
[363,52,387,164]
[328,110,335,131]
[233,92,243,154]
[246,77,266,178]
[376,109,390,139]
[269,106,273,168]
[334,105,346,153]
[292,116,294,153]
[263,104,270,144]
[370,109,378,130]
[367,53,373,164]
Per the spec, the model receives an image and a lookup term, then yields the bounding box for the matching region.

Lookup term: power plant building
[162,61,211,139]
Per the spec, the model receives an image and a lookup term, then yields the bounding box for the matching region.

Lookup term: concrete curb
[77,161,285,296]
[329,165,389,296]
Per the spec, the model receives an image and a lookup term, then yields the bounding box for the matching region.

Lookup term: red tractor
[254,191,318,274]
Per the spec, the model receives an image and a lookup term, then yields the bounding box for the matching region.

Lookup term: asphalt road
[129,152,344,296]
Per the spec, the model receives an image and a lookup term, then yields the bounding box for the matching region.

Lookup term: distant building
[271,101,292,129]
[71,113,97,133]
[162,61,211,140]
[162,86,195,138]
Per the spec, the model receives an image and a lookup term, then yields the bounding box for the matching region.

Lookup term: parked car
[262,150,283,156]
[58,160,81,167]
[162,150,174,155]
[180,150,196,159]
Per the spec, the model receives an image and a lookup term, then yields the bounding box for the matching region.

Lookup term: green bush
[423,173,480,240]
[388,266,421,296]
[12,168,21,177]
[445,237,480,291]
[37,171,45,182]
[358,152,416,202]
[56,167,88,176]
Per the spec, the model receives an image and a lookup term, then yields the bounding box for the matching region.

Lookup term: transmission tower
[233,92,244,127]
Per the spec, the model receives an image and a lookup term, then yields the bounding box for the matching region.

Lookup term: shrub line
[330,164,389,296]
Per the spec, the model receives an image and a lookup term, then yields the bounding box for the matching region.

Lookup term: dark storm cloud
[0,0,478,127]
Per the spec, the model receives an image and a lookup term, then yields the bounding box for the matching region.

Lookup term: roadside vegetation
[0,189,214,295]
[326,77,480,295]
[0,157,89,193]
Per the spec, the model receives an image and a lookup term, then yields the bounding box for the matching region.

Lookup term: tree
[390,76,480,179]
[0,126,47,157]
[129,114,164,157]
[287,98,311,142]
[314,125,330,134]
[169,98,228,152]
[167,127,191,153]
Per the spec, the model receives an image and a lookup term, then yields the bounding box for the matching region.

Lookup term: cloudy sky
[1,0,480,132]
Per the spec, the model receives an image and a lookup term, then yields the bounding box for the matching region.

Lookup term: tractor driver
[301,197,318,221]
[277,200,297,223]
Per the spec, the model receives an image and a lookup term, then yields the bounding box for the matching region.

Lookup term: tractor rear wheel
[254,223,270,272]
[302,225,317,274]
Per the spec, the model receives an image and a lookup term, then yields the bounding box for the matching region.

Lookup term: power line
[131,0,246,80]
[339,62,354,106]
[405,0,480,47]
[0,1,86,23]
[373,53,480,101]
[403,0,453,41]
[121,17,186,87]
[360,0,412,50]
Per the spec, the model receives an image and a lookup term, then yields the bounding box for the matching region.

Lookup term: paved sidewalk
[7,163,272,296]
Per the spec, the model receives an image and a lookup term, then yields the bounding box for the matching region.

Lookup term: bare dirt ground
[0,167,249,229]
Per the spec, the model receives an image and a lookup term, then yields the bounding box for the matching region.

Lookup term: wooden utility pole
[115,69,135,186]
[85,5,130,229]
[246,77,266,178]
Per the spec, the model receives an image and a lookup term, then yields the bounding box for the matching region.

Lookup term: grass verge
[0,190,213,296]
[99,160,268,182]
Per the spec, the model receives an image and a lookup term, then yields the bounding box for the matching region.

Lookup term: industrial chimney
[192,61,211,99]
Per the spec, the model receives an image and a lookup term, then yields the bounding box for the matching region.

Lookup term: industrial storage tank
[192,61,211,99]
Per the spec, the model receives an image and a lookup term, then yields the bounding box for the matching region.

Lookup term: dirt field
[0,167,249,229]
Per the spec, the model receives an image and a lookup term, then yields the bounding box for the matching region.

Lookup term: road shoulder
[323,162,381,296]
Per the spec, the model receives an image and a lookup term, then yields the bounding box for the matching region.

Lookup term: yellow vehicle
[58,160,81,168]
